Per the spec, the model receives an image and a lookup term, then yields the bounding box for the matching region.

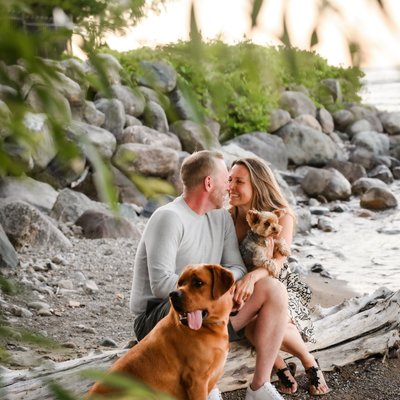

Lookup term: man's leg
[133,299,170,341]
[230,277,288,389]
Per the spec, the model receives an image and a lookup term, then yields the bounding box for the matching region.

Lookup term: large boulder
[0,200,71,251]
[351,177,388,196]
[0,224,18,268]
[301,168,351,201]
[228,132,288,170]
[280,91,317,117]
[275,122,337,166]
[95,98,126,137]
[0,176,58,213]
[75,209,141,239]
[137,61,177,93]
[113,143,179,178]
[170,121,220,153]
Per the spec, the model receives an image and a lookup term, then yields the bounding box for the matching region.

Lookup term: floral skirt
[278,264,316,343]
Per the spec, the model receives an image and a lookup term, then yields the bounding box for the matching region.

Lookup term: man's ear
[204,175,212,192]
[207,264,234,299]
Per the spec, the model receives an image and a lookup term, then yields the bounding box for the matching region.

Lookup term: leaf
[310,28,319,48]
[250,0,264,28]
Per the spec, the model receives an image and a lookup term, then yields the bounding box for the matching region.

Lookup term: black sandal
[276,362,297,395]
[305,364,331,396]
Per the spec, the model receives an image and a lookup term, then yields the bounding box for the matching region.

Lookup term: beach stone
[320,78,342,102]
[318,216,335,232]
[294,207,312,234]
[333,109,354,131]
[170,120,220,153]
[82,101,105,127]
[317,108,334,133]
[275,122,336,167]
[75,210,141,240]
[393,166,400,179]
[368,165,394,184]
[294,114,322,131]
[301,168,351,201]
[0,224,18,268]
[379,111,400,135]
[142,100,169,133]
[137,60,177,93]
[326,160,367,183]
[110,84,145,117]
[0,176,58,213]
[268,108,291,132]
[351,177,388,196]
[118,125,181,151]
[86,53,122,85]
[280,91,317,117]
[168,87,197,121]
[0,200,71,251]
[228,132,288,171]
[124,114,143,128]
[139,86,170,108]
[95,98,126,137]
[113,143,179,178]
[345,119,372,138]
[360,187,398,210]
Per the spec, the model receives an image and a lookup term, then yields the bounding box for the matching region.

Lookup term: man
[130,150,287,400]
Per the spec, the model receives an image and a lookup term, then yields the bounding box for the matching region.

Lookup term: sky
[103,0,400,68]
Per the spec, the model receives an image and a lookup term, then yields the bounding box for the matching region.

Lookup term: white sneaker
[208,386,223,400]
[245,382,284,400]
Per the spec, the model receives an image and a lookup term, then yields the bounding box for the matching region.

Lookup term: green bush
[105,41,364,141]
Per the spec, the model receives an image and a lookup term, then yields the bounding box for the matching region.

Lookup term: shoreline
[304,272,360,308]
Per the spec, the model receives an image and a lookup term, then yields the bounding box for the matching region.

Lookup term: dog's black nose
[169,291,184,311]
[169,291,183,300]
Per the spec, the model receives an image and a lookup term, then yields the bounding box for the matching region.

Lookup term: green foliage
[107,41,364,141]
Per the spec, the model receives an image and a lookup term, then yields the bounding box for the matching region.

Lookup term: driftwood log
[1,287,399,399]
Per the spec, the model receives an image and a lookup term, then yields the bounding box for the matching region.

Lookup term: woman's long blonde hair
[231,157,294,219]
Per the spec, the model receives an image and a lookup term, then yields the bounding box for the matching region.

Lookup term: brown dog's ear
[206,264,234,299]
[246,209,260,226]
[273,209,285,220]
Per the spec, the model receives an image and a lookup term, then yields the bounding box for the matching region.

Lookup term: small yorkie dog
[240,209,291,277]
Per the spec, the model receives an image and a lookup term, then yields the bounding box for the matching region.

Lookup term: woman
[228,157,330,396]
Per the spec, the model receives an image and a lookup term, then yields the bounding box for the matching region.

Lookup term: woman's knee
[255,277,287,306]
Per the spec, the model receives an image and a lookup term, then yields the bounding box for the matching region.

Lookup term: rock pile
[0,53,399,270]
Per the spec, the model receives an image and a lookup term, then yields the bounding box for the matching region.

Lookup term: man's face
[209,159,229,209]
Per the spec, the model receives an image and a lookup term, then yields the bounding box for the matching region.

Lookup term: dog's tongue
[187,310,202,330]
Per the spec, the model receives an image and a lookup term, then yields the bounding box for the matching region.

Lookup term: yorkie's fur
[240,209,291,277]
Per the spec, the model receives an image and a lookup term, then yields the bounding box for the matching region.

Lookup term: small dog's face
[169,264,234,330]
[246,209,282,238]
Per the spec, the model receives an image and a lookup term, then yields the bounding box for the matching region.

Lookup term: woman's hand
[234,273,256,305]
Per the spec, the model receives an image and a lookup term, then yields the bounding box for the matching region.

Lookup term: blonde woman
[228,157,330,396]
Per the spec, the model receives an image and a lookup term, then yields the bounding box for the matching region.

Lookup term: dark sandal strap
[276,367,294,389]
[306,366,321,389]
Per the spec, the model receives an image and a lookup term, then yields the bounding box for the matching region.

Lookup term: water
[306,68,400,294]
[360,66,400,112]
[303,181,400,295]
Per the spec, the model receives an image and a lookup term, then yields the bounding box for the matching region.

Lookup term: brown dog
[88,263,234,399]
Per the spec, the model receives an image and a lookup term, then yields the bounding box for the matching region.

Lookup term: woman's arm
[273,212,294,271]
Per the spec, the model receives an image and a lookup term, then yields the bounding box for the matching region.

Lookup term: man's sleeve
[221,211,247,281]
[144,210,182,298]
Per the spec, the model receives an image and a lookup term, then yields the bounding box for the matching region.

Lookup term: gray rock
[317,108,334,134]
[301,168,351,201]
[360,187,398,210]
[276,122,337,167]
[0,224,18,268]
[268,109,291,132]
[95,98,126,137]
[142,100,169,133]
[228,132,288,170]
[75,209,141,239]
[170,120,220,153]
[137,61,177,93]
[326,159,367,183]
[368,165,394,184]
[279,91,317,117]
[110,84,145,117]
[113,143,179,179]
[0,176,58,213]
[0,200,71,251]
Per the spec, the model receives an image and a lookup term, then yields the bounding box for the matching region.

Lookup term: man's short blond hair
[180,150,224,191]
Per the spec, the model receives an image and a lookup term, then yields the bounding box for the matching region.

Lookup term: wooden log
[1,289,399,399]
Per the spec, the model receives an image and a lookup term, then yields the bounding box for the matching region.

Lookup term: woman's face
[228,163,253,208]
